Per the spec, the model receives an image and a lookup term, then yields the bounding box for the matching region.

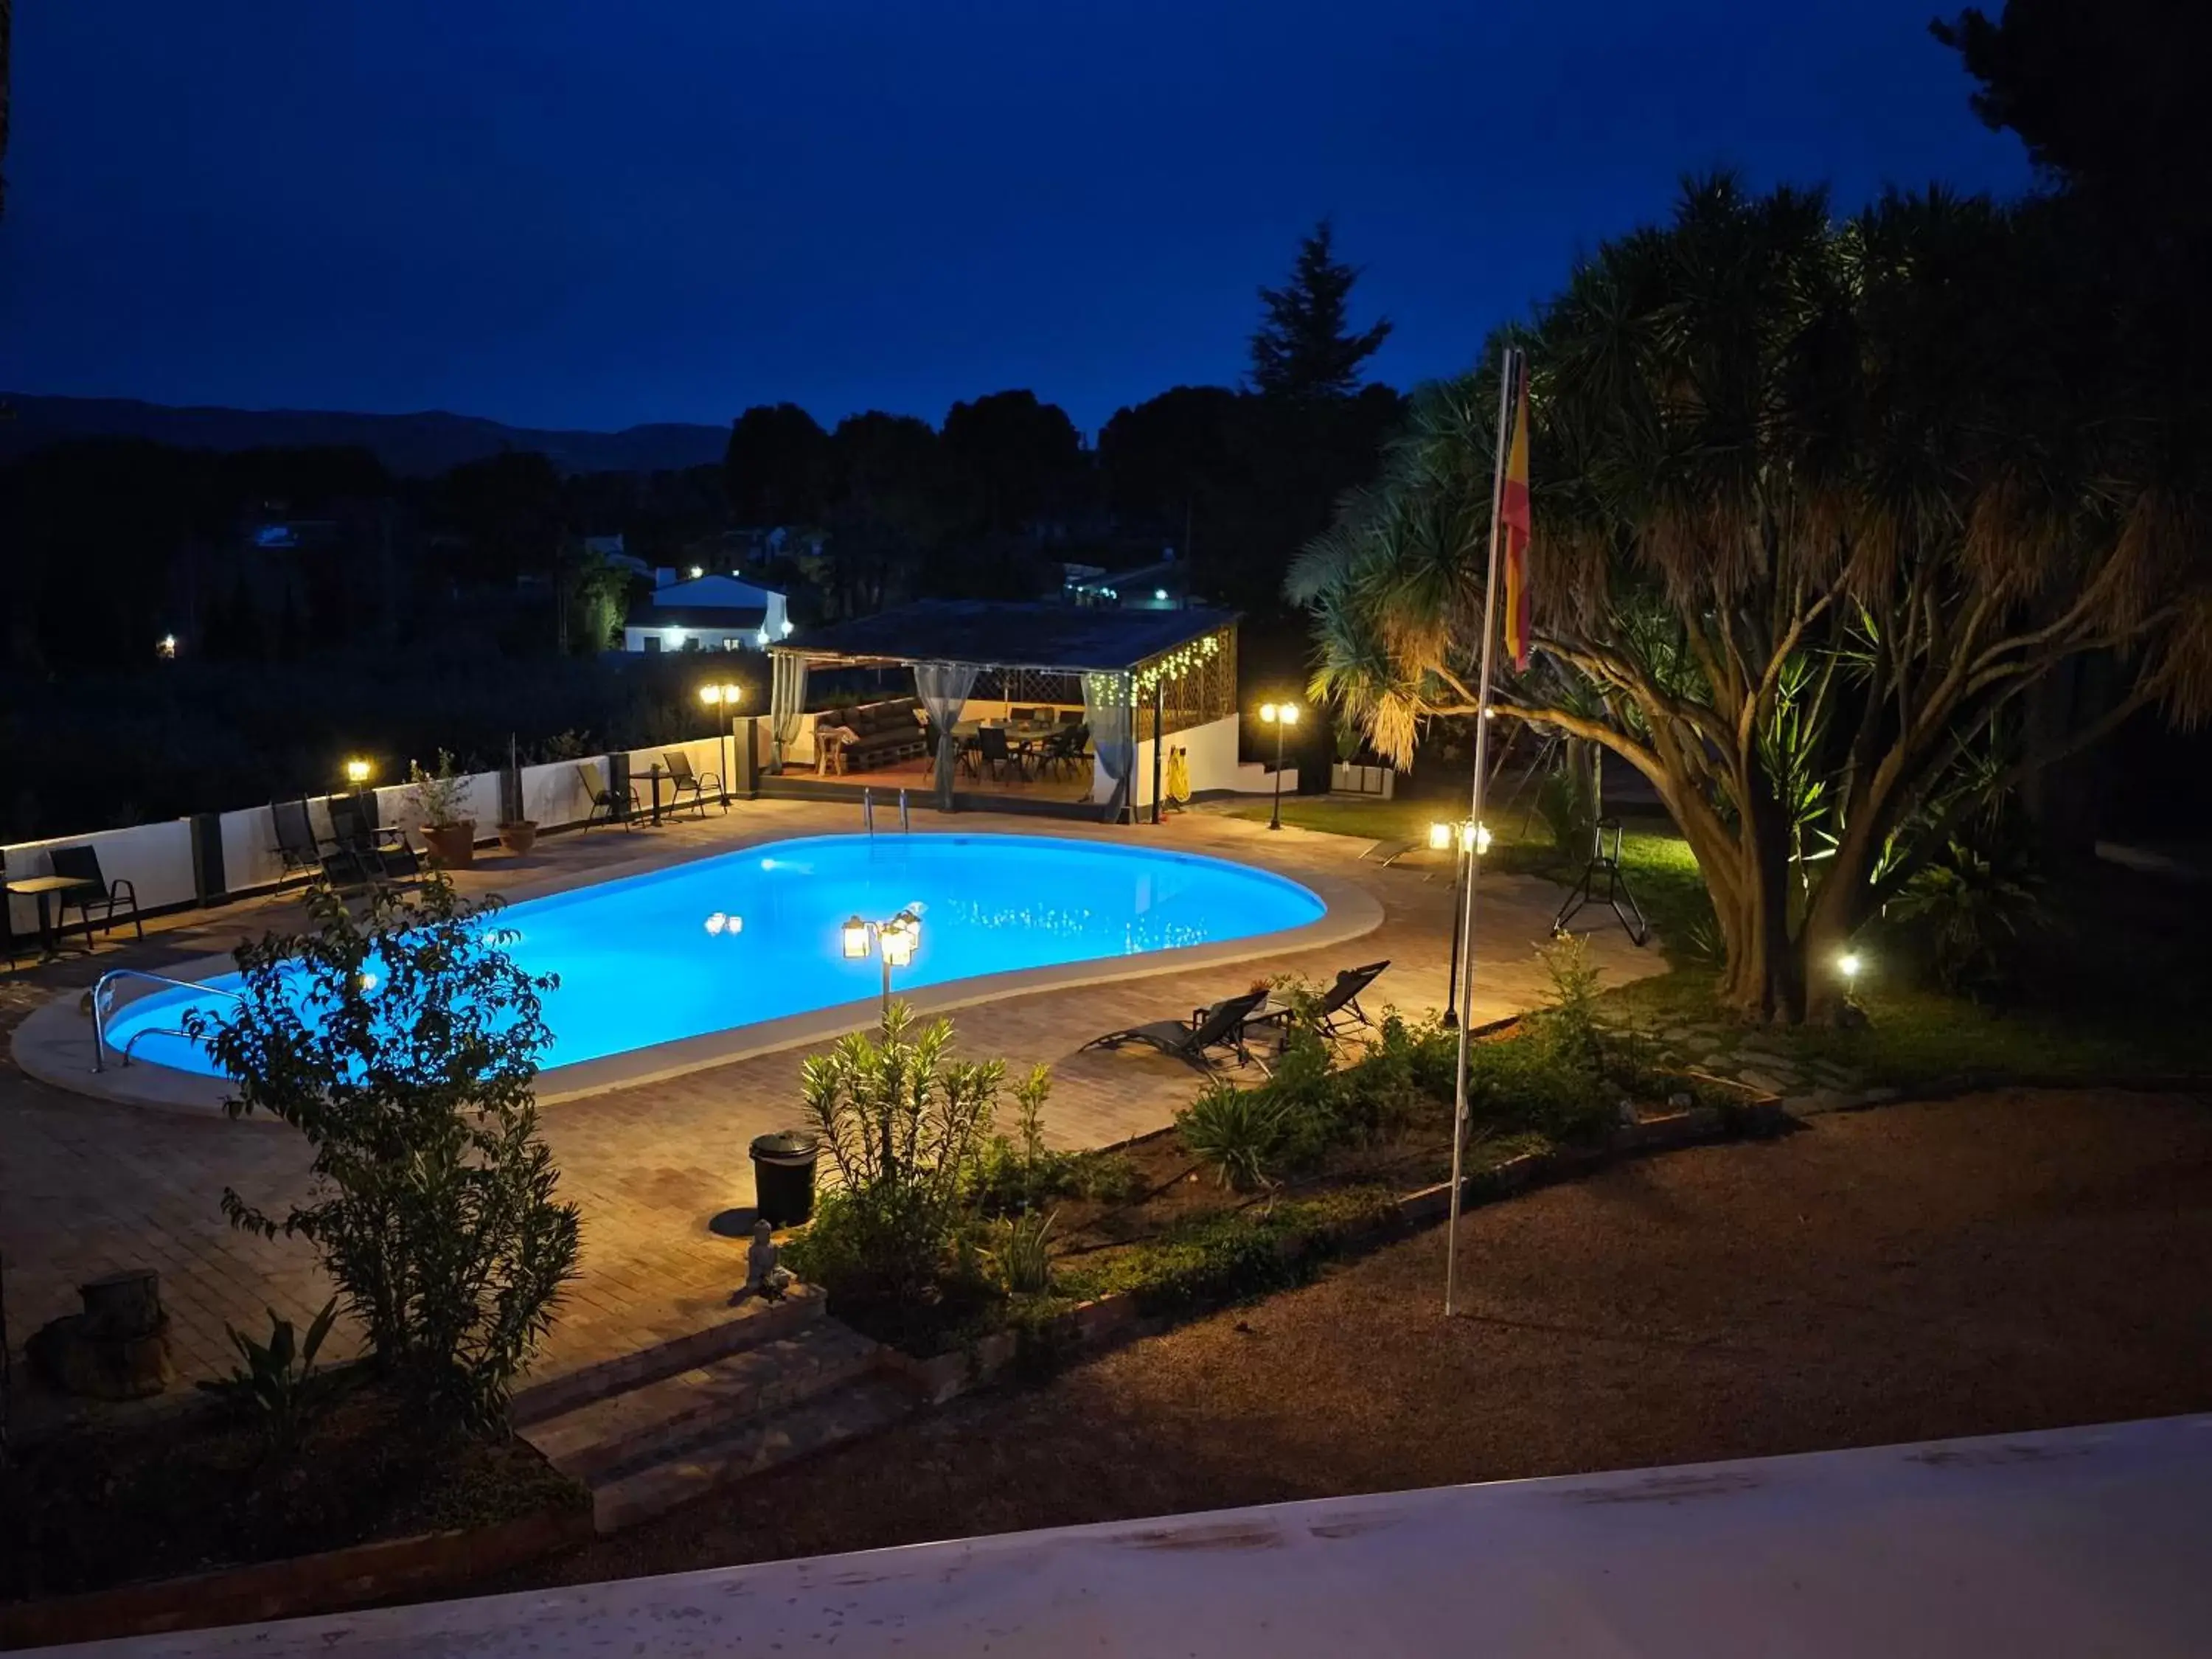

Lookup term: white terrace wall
[2,730,754,939]
[4,821,197,938]
[1099,713,1287,809]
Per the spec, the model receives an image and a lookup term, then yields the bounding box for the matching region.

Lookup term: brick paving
[0,799,1658,1415]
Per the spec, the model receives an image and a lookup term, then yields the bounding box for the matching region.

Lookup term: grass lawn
[1222,791,2210,1089]
[498,1086,2212,1589]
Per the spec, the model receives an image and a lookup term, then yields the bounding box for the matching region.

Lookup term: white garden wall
[4,821,196,938]
[1,721,757,942]
[1096,714,1287,809]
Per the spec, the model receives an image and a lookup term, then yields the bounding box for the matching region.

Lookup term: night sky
[4,1,2031,437]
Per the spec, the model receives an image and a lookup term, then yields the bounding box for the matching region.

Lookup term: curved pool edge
[9,850,1384,1116]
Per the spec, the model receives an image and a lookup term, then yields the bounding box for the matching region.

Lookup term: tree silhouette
[1248,219,1392,401]
[1299,178,2212,1023]
[722,403,830,528]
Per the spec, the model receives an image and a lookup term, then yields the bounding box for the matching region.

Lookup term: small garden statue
[743,1219,792,1304]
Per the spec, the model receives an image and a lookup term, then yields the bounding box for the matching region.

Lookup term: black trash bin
[750,1130,821,1227]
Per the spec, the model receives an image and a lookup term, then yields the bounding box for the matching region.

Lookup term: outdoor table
[1199,991,1295,1051]
[640,765,670,826]
[7,874,98,958]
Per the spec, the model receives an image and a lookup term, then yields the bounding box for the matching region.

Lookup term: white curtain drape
[769,652,808,771]
[914,661,980,801]
[1085,670,1132,814]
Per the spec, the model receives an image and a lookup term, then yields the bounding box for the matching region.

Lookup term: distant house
[622,571,793,653]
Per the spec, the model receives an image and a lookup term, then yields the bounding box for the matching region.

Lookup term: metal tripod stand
[1551,816,1650,946]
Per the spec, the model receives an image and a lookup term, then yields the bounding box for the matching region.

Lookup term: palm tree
[1299,177,2212,1023]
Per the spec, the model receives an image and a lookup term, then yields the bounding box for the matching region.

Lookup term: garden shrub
[1061,1186,1400,1315]
[1177,1079,1288,1189]
[190,877,581,1429]
[987,1208,1057,1295]
[787,1005,1023,1321]
[1885,827,2047,1001]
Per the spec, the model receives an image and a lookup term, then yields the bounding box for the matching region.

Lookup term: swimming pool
[102,832,1329,1081]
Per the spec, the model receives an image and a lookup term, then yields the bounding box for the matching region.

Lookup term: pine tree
[1248,219,1392,400]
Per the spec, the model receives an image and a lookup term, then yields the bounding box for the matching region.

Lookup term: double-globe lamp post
[698,681,744,807]
[1258,701,1301,830]
[841,907,923,1027]
[1430,816,1492,1027]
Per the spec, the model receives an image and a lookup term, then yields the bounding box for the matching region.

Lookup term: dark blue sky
[4,0,2030,438]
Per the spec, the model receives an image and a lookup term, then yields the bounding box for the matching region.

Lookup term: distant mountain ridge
[0,393,731,476]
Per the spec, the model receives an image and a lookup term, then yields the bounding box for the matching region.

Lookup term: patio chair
[976,725,1025,783]
[661,750,724,817]
[1310,961,1391,1037]
[577,763,639,830]
[271,798,323,881]
[327,794,422,886]
[1080,987,1271,1073]
[48,845,142,943]
[1037,723,1088,781]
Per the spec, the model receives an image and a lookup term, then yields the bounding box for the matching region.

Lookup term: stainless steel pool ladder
[860,788,913,838]
[90,967,242,1072]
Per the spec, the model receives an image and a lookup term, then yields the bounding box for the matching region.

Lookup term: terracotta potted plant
[496,737,538,856]
[408,750,476,869]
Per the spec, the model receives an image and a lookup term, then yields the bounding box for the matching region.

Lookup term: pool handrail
[91,967,242,1073]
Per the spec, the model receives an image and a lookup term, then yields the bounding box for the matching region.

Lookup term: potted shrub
[497,737,538,857]
[408,750,476,869]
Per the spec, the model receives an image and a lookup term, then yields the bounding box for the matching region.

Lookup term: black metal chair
[976,725,1025,783]
[1037,724,1088,781]
[1310,961,1391,1037]
[577,763,639,830]
[1,849,16,970]
[661,751,723,817]
[327,795,422,886]
[271,799,324,883]
[1082,987,1273,1073]
[48,845,142,943]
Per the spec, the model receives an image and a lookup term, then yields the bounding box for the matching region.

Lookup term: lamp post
[700,681,743,806]
[841,905,923,1026]
[1427,818,1493,1026]
[1258,701,1300,830]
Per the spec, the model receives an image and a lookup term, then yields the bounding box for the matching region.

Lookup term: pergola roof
[773,599,1239,675]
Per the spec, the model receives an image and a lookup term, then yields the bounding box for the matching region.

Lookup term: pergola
[768,599,1240,819]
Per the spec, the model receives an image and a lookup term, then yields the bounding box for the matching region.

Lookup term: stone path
[1630,1016,1900,1114]
[1,799,1662,1418]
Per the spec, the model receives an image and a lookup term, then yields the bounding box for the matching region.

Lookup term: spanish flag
[1498,355,1533,671]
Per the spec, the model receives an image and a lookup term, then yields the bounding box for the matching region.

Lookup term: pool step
[519,1315,912,1533]
[510,1282,826,1427]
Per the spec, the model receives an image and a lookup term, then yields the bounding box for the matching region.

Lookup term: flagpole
[1444,344,1520,1318]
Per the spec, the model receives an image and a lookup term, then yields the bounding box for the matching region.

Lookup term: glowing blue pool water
[105,833,1327,1078]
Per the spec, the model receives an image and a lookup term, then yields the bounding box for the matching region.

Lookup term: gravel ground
[502,1088,2212,1590]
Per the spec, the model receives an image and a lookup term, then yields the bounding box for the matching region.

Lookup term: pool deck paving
[0,799,1659,1416]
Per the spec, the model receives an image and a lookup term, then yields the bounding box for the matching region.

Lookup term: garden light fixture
[1430,817,1493,1026]
[344,758,373,787]
[1838,950,1863,983]
[700,682,743,804]
[1258,701,1301,830]
[841,908,925,1023]
[1427,819,1492,855]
